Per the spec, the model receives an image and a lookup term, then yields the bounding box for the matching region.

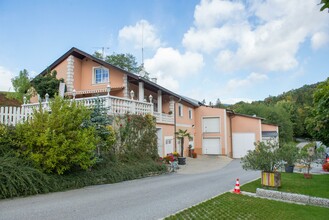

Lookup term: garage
[232,133,255,158]
[202,138,220,155]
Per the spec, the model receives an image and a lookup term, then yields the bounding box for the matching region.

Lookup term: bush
[51,159,166,191]
[0,125,20,156]
[278,142,300,166]
[241,141,281,172]
[0,154,53,199]
[16,96,97,174]
[114,114,158,162]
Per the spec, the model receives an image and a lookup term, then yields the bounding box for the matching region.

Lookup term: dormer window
[93,67,109,84]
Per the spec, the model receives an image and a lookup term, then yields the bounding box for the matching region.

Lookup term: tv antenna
[93,46,110,60]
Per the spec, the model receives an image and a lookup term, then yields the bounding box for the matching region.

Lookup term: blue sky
[0,0,328,104]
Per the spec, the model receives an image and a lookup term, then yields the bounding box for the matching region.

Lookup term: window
[178,104,183,117]
[188,108,193,119]
[93,67,109,84]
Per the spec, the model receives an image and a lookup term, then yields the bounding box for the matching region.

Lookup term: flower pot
[284,165,295,173]
[178,157,186,165]
[261,171,281,188]
[304,173,312,179]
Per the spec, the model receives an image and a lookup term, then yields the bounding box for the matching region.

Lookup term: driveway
[0,157,259,220]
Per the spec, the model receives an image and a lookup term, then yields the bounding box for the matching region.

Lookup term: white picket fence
[0,95,154,126]
[0,94,175,126]
[0,106,34,126]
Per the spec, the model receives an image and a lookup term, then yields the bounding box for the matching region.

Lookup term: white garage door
[202,138,220,155]
[203,117,220,133]
[232,133,255,158]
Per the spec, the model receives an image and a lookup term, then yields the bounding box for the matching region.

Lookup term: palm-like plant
[175,129,192,157]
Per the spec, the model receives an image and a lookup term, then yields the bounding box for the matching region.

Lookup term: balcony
[22,95,174,124]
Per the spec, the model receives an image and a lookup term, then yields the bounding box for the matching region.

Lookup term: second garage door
[202,138,220,155]
[232,133,255,158]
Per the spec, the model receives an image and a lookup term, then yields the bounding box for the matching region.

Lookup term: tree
[320,0,329,12]
[233,102,293,144]
[8,69,31,101]
[87,99,114,158]
[175,129,192,157]
[306,77,329,146]
[32,70,64,99]
[93,51,104,60]
[214,98,226,108]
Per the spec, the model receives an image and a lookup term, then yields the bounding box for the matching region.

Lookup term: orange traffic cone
[233,178,241,194]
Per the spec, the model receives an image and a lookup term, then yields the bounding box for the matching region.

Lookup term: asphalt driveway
[0,158,259,220]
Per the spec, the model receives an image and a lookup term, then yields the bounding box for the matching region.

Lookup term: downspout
[174,97,181,152]
[228,111,235,158]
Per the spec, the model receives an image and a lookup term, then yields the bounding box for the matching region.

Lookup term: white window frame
[188,108,193,119]
[92,66,109,84]
[178,104,183,117]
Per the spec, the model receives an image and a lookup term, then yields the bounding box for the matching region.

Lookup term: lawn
[165,192,328,220]
[240,172,329,199]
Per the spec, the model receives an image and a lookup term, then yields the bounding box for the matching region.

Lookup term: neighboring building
[27,47,278,158]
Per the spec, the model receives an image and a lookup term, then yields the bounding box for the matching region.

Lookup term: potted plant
[241,141,281,188]
[192,150,197,158]
[278,143,300,173]
[188,144,193,157]
[299,142,325,179]
[175,129,192,165]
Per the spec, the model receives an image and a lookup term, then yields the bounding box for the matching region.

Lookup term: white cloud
[118,20,162,50]
[221,97,254,105]
[183,0,329,73]
[226,72,268,92]
[0,66,13,92]
[144,47,204,92]
[311,32,329,50]
[193,0,245,29]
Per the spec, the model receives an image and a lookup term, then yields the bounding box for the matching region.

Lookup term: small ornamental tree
[16,96,97,174]
[32,70,64,98]
[175,129,192,157]
[241,141,281,172]
[278,142,300,166]
[86,98,115,158]
[8,69,32,101]
[299,142,325,175]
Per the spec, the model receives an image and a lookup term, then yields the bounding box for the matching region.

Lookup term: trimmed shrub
[16,96,97,174]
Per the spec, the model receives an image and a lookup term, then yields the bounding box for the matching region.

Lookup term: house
[27,47,278,159]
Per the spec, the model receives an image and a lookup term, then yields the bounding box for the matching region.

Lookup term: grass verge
[240,172,329,199]
[165,192,328,220]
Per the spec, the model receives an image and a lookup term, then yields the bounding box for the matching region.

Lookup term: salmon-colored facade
[30,47,279,159]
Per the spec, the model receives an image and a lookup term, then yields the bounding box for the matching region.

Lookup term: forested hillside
[231,81,322,143]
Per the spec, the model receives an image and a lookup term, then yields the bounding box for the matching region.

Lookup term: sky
[0,0,328,104]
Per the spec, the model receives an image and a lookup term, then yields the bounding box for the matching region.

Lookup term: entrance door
[164,136,174,155]
[156,128,163,157]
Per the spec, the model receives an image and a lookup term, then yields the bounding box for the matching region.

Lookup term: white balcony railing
[153,112,174,124]
[21,95,174,124]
